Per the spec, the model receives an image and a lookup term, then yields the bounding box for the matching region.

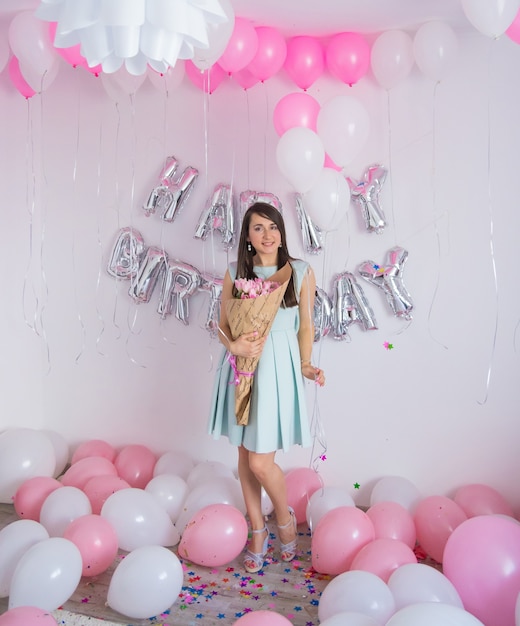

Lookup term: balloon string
[21,98,41,336]
[246,89,251,190]
[386,88,397,246]
[478,39,499,405]
[427,81,449,351]
[262,82,268,191]
[72,76,87,365]
[125,93,148,369]
[37,87,51,374]
[94,118,107,357]
[111,102,122,341]
[301,269,327,472]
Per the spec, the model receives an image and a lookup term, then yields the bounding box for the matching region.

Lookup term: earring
[247,242,252,252]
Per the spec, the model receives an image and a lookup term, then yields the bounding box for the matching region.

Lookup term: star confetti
[383,341,394,350]
[353,482,360,489]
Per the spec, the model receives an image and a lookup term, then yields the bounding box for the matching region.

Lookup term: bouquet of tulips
[225,262,292,425]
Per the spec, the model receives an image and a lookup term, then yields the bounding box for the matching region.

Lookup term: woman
[208,202,325,573]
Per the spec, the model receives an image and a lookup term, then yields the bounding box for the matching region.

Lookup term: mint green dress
[208,260,312,453]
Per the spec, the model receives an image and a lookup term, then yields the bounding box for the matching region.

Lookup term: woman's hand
[230,331,267,358]
[302,362,325,386]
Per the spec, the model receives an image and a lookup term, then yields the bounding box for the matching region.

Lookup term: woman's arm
[217,270,267,358]
[298,266,325,386]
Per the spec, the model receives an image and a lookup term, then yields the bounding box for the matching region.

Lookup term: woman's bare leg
[245,449,295,549]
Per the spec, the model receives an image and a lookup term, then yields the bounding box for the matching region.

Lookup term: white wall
[1,29,519,511]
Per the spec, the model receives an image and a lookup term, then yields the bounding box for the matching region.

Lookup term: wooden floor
[0,503,331,626]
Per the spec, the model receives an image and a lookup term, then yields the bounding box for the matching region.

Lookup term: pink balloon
[366,501,416,549]
[8,56,36,99]
[453,483,515,518]
[414,496,467,563]
[217,18,258,74]
[13,477,62,521]
[0,606,58,626]
[63,514,119,577]
[311,506,375,575]
[71,439,116,465]
[185,61,227,94]
[350,538,417,583]
[233,610,293,625]
[83,474,131,514]
[177,504,248,567]
[247,26,287,82]
[285,467,322,523]
[507,8,520,43]
[325,32,370,86]
[61,456,118,490]
[114,445,156,489]
[273,92,320,137]
[232,66,259,90]
[444,515,520,626]
[284,36,324,90]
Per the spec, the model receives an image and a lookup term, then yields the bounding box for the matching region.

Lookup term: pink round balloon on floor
[178,503,247,567]
[71,439,116,464]
[61,456,118,490]
[64,514,118,577]
[453,483,514,518]
[350,538,417,582]
[233,610,293,625]
[444,515,520,626]
[0,606,58,625]
[367,501,416,549]
[114,445,156,489]
[311,506,375,575]
[414,495,467,563]
[285,467,323,523]
[83,475,131,514]
[13,476,62,521]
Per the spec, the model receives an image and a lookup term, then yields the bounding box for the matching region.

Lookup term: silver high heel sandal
[244,527,269,574]
[277,506,297,562]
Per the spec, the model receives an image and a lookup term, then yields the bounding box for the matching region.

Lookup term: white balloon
[107,545,183,619]
[39,486,92,537]
[318,570,395,623]
[192,0,235,69]
[8,537,82,612]
[0,520,49,598]
[319,612,379,626]
[147,63,185,93]
[276,127,325,193]
[413,21,458,82]
[8,11,59,89]
[371,30,414,90]
[388,563,464,611]
[145,474,189,523]
[303,167,350,232]
[186,461,235,489]
[101,488,179,551]
[176,477,246,534]
[154,450,195,481]
[261,487,274,516]
[41,430,70,478]
[386,602,485,626]
[460,0,520,38]
[317,96,370,167]
[0,429,56,503]
[370,476,422,513]
[306,486,355,532]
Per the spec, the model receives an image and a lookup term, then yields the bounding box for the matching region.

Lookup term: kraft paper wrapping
[225,263,293,426]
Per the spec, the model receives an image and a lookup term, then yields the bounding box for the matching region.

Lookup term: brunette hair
[235,202,297,307]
